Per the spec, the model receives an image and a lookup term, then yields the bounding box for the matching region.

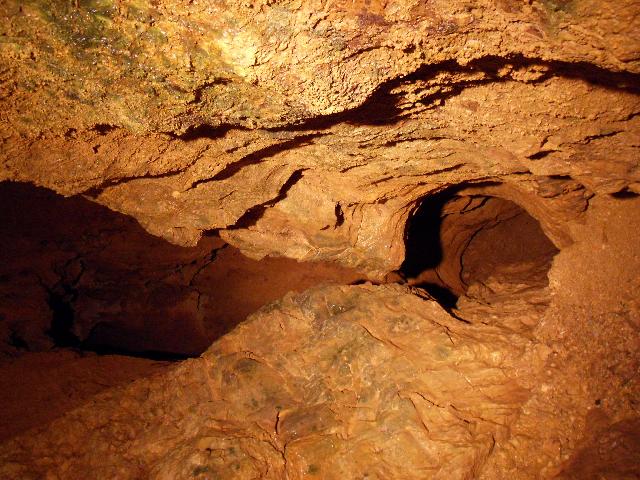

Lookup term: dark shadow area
[268,55,640,133]
[400,188,449,278]
[416,283,459,309]
[0,181,365,360]
[45,289,80,348]
[400,184,559,310]
[611,187,640,199]
[229,168,308,229]
[400,186,469,308]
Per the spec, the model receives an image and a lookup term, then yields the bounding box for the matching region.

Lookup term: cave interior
[0,1,639,478]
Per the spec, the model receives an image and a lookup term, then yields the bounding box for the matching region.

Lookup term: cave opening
[400,186,560,311]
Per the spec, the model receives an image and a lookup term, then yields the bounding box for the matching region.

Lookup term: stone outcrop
[0,284,558,478]
[2,0,638,275]
[1,194,639,478]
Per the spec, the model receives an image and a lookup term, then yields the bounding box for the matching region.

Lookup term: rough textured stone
[0,0,638,477]
[0,351,169,442]
[0,283,534,479]
[0,182,362,356]
[1,192,638,479]
[1,1,639,276]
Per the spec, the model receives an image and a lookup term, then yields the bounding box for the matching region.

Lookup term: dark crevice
[229,168,308,229]
[399,180,501,279]
[8,330,29,351]
[267,55,640,132]
[93,123,117,135]
[411,282,459,309]
[401,189,448,278]
[0,181,365,361]
[527,150,557,160]
[334,204,345,227]
[45,286,80,348]
[171,123,239,142]
[187,134,320,190]
[58,56,638,149]
[188,244,228,287]
[611,187,639,199]
[39,256,86,348]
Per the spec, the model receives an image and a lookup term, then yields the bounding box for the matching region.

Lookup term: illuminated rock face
[0,285,575,478]
[0,0,639,478]
[2,0,638,267]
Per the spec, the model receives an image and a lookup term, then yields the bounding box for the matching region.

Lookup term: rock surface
[0,350,169,442]
[1,0,638,276]
[0,181,362,357]
[1,194,638,479]
[0,0,639,477]
[0,283,537,479]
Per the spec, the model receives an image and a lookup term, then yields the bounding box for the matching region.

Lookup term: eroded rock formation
[0,182,362,357]
[0,0,639,477]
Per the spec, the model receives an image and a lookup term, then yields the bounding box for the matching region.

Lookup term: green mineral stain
[11,0,245,132]
[539,0,576,36]
[192,465,210,476]
[127,0,154,23]
[542,0,575,13]
[79,0,116,17]
[24,0,123,55]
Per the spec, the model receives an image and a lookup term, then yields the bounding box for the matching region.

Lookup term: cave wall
[1,0,638,277]
[0,194,638,478]
[0,0,639,478]
[0,182,362,357]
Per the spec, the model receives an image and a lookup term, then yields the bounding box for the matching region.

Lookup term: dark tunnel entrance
[400,187,560,310]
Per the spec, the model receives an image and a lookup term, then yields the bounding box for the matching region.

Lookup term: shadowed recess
[401,185,559,309]
[0,181,365,359]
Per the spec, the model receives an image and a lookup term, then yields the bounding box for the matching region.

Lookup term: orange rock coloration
[0,0,639,478]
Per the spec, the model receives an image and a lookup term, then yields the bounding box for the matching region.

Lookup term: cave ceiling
[1,0,638,276]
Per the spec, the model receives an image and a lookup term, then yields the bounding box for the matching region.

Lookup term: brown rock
[0,0,638,477]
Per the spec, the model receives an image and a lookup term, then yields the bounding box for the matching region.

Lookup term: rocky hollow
[0,0,639,478]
